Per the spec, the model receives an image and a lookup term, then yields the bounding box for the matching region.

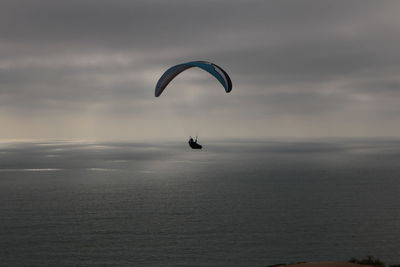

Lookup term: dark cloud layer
[1,0,400,139]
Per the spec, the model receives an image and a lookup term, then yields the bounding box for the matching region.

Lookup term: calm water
[0,139,399,266]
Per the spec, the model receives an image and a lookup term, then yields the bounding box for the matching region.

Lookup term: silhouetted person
[188,136,202,149]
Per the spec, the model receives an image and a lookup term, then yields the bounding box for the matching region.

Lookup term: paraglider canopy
[155,61,232,97]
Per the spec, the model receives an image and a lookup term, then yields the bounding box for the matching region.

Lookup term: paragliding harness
[188,136,202,149]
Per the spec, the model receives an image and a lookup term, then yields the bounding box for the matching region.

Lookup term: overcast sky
[1,0,400,141]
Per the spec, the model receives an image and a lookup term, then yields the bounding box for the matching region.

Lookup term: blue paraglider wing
[155,61,232,97]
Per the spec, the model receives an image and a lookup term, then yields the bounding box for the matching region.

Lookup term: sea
[0,139,399,266]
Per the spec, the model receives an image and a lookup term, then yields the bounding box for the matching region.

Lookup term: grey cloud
[348,79,400,96]
[1,0,400,139]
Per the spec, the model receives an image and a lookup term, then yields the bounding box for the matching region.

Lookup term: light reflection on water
[0,168,62,172]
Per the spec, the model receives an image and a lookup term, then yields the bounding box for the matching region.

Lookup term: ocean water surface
[0,139,399,266]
